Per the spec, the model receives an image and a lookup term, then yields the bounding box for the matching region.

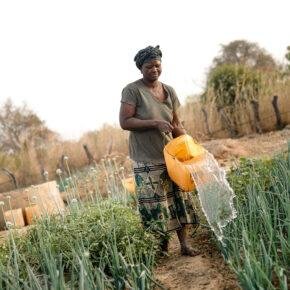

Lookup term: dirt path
[154,127,290,290]
[154,228,239,290]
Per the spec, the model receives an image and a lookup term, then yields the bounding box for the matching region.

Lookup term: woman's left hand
[171,111,186,137]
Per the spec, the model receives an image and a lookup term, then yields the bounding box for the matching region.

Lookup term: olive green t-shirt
[121,79,180,163]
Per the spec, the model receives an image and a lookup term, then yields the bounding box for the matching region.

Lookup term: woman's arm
[119,102,174,132]
[171,111,186,138]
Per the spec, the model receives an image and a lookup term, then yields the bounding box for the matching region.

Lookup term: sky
[0,0,289,139]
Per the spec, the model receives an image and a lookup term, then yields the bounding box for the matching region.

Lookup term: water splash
[186,150,237,241]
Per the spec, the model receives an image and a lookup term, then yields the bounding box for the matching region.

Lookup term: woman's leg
[176,225,199,256]
[160,236,169,253]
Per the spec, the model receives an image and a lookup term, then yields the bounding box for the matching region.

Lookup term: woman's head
[134,45,162,82]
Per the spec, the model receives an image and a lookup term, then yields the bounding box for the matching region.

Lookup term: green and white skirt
[133,161,198,233]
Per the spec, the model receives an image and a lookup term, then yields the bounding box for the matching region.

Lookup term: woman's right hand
[153,120,174,133]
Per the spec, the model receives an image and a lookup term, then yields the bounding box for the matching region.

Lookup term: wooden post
[250,100,262,133]
[83,144,94,165]
[201,107,212,137]
[272,95,284,130]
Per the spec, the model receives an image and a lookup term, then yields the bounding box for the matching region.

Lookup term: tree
[204,64,262,137]
[213,40,277,71]
[0,98,54,153]
[207,64,261,108]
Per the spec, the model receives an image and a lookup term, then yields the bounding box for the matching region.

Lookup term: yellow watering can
[163,134,205,191]
[121,177,136,193]
[121,135,205,193]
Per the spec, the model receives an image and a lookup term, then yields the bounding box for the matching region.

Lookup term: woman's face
[141,59,162,82]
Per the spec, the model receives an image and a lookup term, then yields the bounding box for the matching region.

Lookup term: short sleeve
[121,86,137,106]
[169,86,181,112]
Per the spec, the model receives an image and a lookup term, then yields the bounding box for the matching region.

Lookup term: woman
[119,45,199,256]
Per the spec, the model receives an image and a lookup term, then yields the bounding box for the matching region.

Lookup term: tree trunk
[83,144,95,165]
[201,107,212,137]
[250,100,262,133]
[271,95,284,130]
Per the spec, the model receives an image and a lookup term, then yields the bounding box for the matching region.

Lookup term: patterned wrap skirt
[133,161,198,233]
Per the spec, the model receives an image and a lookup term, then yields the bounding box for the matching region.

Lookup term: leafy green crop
[0,201,158,289]
[223,150,290,289]
[227,157,274,201]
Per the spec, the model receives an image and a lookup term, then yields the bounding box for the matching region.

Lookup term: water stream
[186,150,237,241]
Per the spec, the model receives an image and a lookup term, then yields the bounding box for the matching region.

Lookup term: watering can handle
[162,132,173,143]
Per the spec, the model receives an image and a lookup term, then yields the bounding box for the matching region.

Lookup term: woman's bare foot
[180,246,200,257]
[160,238,169,253]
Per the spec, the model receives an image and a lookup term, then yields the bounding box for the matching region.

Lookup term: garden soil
[154,127,290,290]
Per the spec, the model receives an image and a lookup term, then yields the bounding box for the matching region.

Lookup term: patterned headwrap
[134,45,162,69]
